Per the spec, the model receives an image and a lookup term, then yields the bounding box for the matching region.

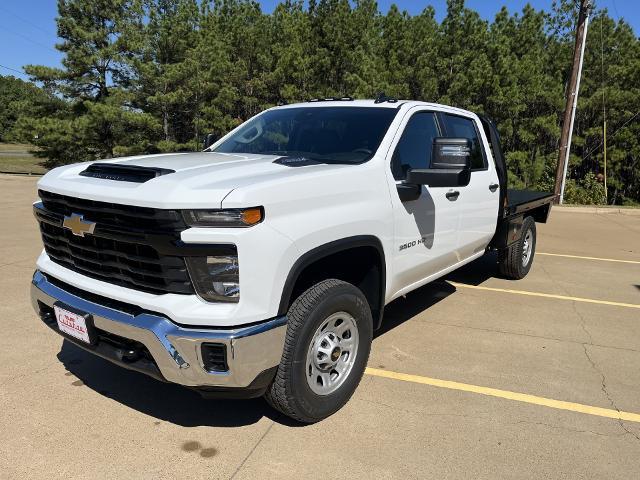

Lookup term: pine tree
[8,0,639,204]
[21,0,158,163]
[127,0,200,150]
[437,0,492,111]
[270,0,314,102]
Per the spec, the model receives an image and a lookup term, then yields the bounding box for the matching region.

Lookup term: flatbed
[505,189,555,218]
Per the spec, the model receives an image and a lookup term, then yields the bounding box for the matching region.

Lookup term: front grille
[39,190,186,232]
[35,190,193,295]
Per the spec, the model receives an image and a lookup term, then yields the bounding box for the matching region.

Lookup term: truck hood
[37,152,347,209]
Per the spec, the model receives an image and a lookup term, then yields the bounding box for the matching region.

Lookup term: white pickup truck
[31,98,554,422]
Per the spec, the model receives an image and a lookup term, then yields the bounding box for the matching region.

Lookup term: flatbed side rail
[503,190,555,220]
[490,190,554,250]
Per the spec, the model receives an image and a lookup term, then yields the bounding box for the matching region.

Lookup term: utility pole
[554,0,592,204]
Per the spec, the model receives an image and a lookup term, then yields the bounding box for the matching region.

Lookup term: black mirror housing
[203,133,217,150]
[404,137,472,188]
[431,137,472,169]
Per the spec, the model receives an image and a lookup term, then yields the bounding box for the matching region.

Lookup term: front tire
[498,216,536,280]
[265,279,373,423]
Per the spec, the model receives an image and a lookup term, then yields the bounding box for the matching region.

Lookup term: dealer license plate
[54,305,92,344]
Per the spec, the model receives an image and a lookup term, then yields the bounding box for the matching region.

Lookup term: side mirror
[203,133,217,150]
[406,138,472,188]
[431,137,472,169]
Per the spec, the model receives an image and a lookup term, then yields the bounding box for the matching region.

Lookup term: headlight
[186,255,239,303]
[182,207,263,227]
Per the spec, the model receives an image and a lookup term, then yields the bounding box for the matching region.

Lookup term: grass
[0,143,47,174]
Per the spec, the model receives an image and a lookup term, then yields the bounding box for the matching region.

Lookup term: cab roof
[272,98,476,118]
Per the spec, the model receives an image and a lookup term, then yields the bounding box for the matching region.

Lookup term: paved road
[1,174,639,479]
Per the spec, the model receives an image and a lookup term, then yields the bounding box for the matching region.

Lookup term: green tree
[0,75,62,142]
[572,11,640,204]
[8,0,639,204]
[21,0,158,164]
[437,0,492,111]
[128,0,200,150]
[269,1,314,102]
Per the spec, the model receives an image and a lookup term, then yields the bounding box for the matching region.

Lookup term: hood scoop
[79,163,175,183]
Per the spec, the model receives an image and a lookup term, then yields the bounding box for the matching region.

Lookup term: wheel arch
[278,235,386,330]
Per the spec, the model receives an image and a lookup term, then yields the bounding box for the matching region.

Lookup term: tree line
[1,0,638,205]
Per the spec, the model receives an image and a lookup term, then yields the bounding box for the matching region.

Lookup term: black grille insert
[36,190,193,295]
[39,189,186,232]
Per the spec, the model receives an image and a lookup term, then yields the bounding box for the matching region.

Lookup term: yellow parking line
[538,252,640,265]
[365,367,640,423]
[448,282,640,310]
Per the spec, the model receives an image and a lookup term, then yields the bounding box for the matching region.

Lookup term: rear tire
[265,279,372,423]
[498,216,536,280]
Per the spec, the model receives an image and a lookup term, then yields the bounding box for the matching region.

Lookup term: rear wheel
[498,216,536,280]
[265,279,372,423]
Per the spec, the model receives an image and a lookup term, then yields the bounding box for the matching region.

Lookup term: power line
[0,5,56,37]
[609,0,621,20]
[0,63,29,79]
[582,110,640,162]
[0,24,59,52]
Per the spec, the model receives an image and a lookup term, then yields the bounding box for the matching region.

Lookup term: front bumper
[31,270,287,391]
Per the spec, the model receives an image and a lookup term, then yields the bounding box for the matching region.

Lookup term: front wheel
[265,279,372,423]
[498,216,536,280]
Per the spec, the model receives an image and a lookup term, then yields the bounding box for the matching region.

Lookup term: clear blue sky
[0,0,637,80]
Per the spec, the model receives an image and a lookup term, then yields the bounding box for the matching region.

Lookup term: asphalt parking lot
[1,174,639,479]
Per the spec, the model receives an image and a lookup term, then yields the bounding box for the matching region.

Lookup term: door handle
[445,190,460,201]
[489,183,499,192]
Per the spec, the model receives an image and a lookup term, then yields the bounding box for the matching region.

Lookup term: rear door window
[441,114,486,170]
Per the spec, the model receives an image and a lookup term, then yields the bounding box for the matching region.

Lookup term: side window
[391,112,440,180]
[442,114,486,170]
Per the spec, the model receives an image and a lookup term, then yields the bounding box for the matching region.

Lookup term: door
[440,113,500,259]
[388,110,461,295]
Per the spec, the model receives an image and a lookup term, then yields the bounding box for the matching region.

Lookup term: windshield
[212,106,398,164]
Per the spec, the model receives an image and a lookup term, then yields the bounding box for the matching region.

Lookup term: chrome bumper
[31,271,287,388]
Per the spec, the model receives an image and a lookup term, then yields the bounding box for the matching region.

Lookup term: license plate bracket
[53,302,97,345]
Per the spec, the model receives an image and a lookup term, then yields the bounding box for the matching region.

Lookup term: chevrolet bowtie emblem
[62,214,96,237]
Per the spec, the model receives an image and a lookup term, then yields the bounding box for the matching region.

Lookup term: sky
[0,0,637,81]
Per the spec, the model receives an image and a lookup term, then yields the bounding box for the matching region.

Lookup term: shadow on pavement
[57,341,299,428]
[57,253,500,428]
[444,251,499,286]
[374,281,457,339]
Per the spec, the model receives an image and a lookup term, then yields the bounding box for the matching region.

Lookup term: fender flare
[277,235,386,329]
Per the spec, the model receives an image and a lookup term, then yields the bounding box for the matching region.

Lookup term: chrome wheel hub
[522,229,533,267]
[306,311,359,396]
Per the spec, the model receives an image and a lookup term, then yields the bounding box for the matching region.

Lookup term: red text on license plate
[53,305,91,344]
